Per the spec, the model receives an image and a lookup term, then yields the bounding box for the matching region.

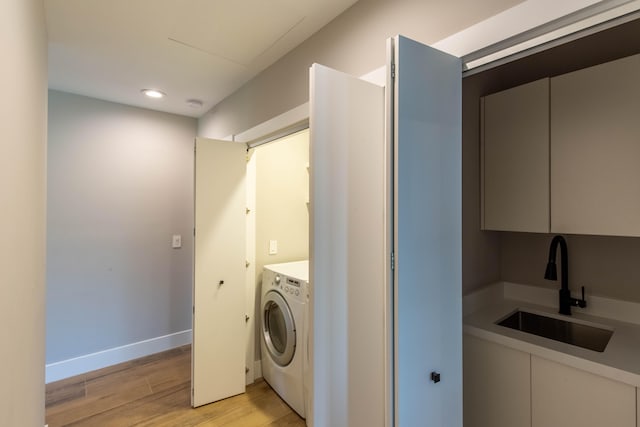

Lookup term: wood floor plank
[142,351,191,393]
[45,345,306,427]
[63,383,192,427]
[193,387,292,427]
[266,412,307,427]
[46,375,86,407]
[46,379,155,426]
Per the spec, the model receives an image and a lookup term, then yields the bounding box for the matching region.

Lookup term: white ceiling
[45,0,359,118]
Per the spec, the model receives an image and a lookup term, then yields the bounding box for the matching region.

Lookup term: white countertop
[464,282,640,387]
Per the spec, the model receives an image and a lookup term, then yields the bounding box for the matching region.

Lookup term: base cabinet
[531,355,635,427]
[463,334,531,427]
[464,335,639,427]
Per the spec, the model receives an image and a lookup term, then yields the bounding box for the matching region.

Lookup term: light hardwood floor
[45,345,306,427]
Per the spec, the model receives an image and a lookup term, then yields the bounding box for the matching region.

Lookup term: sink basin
[496,310,613,352]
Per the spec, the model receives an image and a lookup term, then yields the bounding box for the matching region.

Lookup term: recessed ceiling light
[187,99,203,109]
[141,89,166,99]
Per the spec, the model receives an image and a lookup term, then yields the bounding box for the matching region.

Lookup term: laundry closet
[246,129,310,384]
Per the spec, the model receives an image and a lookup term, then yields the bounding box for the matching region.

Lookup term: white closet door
[310,64,388,427]
[192,137,246,407]
[392,35,462,427]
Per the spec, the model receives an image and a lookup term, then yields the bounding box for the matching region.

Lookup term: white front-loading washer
[260,260,308,418]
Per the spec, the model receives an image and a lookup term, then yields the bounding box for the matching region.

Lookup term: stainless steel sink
[496,310,613,352]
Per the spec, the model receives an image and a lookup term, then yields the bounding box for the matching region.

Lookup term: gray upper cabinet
[551,54,640,236]
[481,78,550,232]
[482,53,640,237]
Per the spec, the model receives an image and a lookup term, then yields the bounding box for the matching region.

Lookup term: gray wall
[47,91,197,363]
[0,0,47,424]
[198,0,523,139]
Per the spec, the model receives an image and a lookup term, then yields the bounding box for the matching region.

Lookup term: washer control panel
[272,274,307,302]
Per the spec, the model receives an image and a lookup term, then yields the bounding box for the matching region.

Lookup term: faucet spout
[544,235,586,315]
[545,235,568,290]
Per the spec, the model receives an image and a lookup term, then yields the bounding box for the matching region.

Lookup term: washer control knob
[274,275,281,285]
[295,290,300,296]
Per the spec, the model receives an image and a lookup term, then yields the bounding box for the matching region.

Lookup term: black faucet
[544,235,586,315]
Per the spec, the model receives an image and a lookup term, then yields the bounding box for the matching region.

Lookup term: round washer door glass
[262,290,296,366]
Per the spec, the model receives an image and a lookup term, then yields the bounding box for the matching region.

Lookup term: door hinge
[245,260,250,268]
[246,207,251,214]
[391,251,395,271]
[193,228,195,236]
[245,314,250,322]
[245,367,250,374]
[192,306,195,314]
[391,63,396,79]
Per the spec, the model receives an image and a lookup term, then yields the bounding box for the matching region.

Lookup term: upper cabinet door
[192,138,246,407]
[551,54,640,236]
[392,36,462,427]
[482,79,550,233]
[309,63,387,427]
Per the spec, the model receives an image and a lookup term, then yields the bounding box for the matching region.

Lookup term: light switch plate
[269,239,278,255]
[172,234,182,249]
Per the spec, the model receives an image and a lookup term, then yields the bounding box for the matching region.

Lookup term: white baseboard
[254,359,262,379]
[46,329,192,383]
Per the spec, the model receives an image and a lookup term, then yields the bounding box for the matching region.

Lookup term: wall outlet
[269,239,278,255]
[172,234,182,249]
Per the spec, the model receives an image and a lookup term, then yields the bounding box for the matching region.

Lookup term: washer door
[262,290,296,367]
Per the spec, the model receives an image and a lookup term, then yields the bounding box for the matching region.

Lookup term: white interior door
[310,64,388,427]
[392,35,462,426]
[192,137,246,407]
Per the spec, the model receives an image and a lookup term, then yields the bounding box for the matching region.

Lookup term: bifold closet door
[392,35,462,427]
[192,138,246,407]
[310,35,463,427]
[310,64,388,427]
